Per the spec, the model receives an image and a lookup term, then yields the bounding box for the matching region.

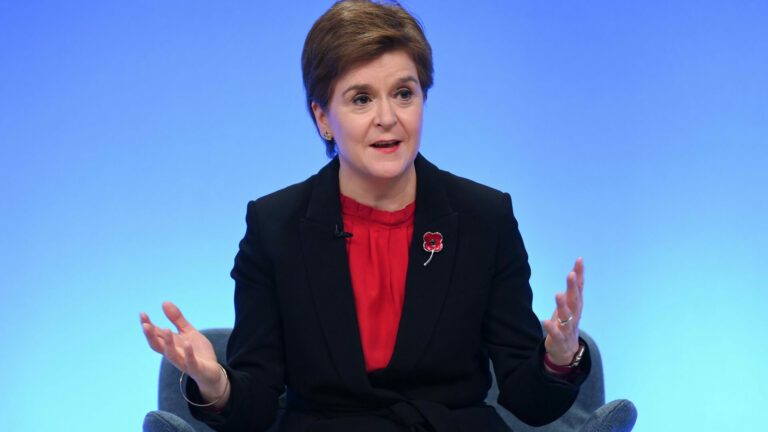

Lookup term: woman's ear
[311,101,330,137]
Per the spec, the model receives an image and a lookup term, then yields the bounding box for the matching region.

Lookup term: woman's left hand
[543,257,584,365]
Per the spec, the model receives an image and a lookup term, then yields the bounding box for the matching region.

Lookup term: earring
[323,130,332,140]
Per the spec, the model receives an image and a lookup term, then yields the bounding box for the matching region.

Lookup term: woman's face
[313,50,424,185]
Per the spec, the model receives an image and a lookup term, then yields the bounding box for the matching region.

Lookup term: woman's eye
[353,94,371,105]
[396,89,413,100]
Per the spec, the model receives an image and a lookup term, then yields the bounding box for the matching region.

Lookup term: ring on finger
[558,315,573,326]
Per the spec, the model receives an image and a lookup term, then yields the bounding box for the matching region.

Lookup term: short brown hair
[301,0,434,157]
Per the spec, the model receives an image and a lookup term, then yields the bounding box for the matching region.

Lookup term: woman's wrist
[196,366,229,403]
[543,340,586,377]
[545,346,577,366]
[179,363,231,413]
[543,352,574,375]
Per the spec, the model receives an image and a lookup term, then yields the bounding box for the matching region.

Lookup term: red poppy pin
[422,232,444,266]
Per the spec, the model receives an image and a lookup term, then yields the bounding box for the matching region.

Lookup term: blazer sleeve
[188,201,285,432]
[482,193,591,426]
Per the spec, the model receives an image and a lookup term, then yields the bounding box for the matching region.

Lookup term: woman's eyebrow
[396,76,419,86]
[341,76,419,97]
[342,84,372,97]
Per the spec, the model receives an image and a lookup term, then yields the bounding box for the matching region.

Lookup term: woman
[141,1,589,431]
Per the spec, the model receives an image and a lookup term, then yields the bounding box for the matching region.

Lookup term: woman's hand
[141,301,229,405]
[542,258,584,366]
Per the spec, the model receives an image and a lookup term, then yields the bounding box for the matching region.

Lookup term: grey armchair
[143,327,636,432]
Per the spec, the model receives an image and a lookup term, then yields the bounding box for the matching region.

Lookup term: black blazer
[190,154,589,432]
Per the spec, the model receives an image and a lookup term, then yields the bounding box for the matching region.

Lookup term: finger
[163,301,195,333]
[565,272,582,316]
[555,293,578,337]
[543,319,564,343]
[162,328,186,369]
[547,304,565,336]
[141,312,162,332]
[556,292,573,324]
[574,257,584,292]
[141,321,166,354]
[572,258,584,300]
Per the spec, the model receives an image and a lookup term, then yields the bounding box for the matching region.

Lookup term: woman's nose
[375,99,397,128]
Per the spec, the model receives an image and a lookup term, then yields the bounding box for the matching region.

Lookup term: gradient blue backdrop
[2,1,766,430]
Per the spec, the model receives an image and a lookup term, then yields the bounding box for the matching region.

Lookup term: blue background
[1,1,766,430]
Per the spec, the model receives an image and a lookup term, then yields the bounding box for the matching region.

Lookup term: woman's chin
[364,158,415,181]
[339,149,417,183]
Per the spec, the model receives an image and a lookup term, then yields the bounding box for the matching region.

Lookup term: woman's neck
[338,163,416,212]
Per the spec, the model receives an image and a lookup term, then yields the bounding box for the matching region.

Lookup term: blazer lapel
[387,154,459,374]
[299,158,370,393]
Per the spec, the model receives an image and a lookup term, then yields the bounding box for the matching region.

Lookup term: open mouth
[371,140,401,150]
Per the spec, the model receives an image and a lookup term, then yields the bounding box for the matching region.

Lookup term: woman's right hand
[141,301,229,406]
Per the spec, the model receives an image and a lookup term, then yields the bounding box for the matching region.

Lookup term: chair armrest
[578,399,637,432]
[143,410,197,432]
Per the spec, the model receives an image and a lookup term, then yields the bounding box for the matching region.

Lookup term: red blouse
[340,194,415,372]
